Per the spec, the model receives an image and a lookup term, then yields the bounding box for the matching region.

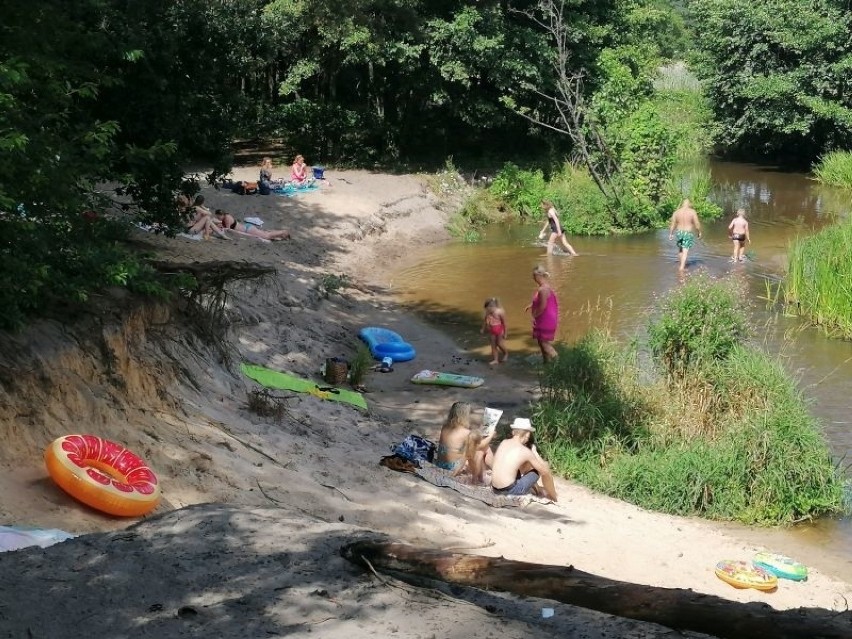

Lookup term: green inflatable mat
[241,363,368,410]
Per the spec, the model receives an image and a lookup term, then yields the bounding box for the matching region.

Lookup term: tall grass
[785,219,852,338]
[533,276,845,525]
[813,151,852,188]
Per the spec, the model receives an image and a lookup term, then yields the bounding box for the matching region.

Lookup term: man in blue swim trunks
[668,199,702,271]
[491,418,558,501]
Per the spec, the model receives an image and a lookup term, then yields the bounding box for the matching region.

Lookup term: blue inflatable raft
[358,327,416,362]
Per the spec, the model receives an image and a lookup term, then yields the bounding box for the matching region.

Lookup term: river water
[394,161,852,581]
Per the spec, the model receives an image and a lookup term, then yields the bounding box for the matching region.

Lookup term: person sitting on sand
[259,157,284,189]
[435,402,473,473]
[186,195,227,240]
[290,154,313,185]
[213,209,291,241]
[453,429,495,485]
[491,418,558,501]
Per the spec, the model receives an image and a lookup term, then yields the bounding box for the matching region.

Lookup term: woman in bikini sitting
[435,402,473,473]
[213,210,291,241]
[186,195,227,240]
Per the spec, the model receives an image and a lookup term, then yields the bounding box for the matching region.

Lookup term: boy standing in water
[668,199,702,271]
[728,208,751,263]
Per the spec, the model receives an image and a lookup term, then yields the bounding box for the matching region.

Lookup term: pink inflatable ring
[44,435,161,517]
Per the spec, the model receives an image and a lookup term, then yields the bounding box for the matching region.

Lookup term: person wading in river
[668,199,702,271]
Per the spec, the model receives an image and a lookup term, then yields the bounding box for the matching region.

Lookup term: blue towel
[273,183,320,197]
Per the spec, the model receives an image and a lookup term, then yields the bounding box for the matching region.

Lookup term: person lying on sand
[490,418,558,501]
[213,209,291,241]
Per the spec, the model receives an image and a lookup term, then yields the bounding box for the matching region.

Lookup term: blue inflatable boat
[358,327,416,362]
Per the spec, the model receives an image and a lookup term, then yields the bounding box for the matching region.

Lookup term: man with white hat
[491,417,558,501]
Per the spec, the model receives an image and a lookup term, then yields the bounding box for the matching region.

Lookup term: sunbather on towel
[491,418,557,501]
[456,430,495,485]
[186,195,227,240]
[290,154,314,186]
[214,209,291,241]
[435,402,494,480]
[259,156,285,188]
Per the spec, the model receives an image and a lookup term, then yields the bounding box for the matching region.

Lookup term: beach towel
[241,363,367,410]
[273,183,320,197]
[414,463,551,508]
[0,526,75,552]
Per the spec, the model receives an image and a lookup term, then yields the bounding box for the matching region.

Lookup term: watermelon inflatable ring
[45,435,161,517]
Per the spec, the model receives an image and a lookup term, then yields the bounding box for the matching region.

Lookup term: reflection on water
[395,161,852,580]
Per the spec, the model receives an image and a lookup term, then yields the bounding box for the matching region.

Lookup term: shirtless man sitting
[490,418,558,501]
[668,198,702,271]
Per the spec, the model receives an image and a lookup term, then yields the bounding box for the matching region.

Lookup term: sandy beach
[0,166,849,638]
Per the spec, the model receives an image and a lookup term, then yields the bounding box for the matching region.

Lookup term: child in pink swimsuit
[481,298,508,365]
[524,266,559,362]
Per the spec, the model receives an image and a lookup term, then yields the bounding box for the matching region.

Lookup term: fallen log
[341,540,851,639]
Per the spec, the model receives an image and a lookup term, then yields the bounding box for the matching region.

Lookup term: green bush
[647,272,750,380]
[0,216,167,330]
[813,150,852,188]
[785,217,852,338]
[533,309,845,524]
[488,163,547,219]
[546,165,614,235]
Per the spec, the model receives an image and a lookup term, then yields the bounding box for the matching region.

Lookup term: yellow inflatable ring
[45,435,161,517]
[714,560,778,591]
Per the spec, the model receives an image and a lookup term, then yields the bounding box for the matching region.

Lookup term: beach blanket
[273,183,320,197]
[241,363,367,410]
[414,463,551,508]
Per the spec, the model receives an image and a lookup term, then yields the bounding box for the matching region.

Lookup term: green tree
[0,0,265,328]
[688,0,852,163]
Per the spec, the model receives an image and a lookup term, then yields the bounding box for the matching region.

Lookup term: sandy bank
[0,167,849,638]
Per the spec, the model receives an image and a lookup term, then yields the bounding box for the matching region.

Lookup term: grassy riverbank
[533,273,846,525]
[785,217,852,339]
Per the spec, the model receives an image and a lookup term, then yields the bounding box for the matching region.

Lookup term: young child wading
[481,298,508,365]
[728,208,751,263]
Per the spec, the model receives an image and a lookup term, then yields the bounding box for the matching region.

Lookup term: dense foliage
[0,0,262,328]
[785,218,852,339]
[687,0,852,164]
[813,151,852,189]
[534,274,845,524]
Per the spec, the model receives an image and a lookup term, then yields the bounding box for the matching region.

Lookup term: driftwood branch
[340,541,851,639]
[148,259,275,287]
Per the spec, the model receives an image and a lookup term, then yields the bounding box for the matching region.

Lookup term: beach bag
[391,434,435,464]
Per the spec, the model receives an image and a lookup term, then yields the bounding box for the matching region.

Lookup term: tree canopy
[687,0,852,163]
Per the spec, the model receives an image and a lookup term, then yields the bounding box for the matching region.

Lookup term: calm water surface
[394,161,852,581]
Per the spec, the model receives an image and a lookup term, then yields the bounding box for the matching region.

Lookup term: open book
[481,407,503,437]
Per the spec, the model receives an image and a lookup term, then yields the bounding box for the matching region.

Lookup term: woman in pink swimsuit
[524,265,559,362]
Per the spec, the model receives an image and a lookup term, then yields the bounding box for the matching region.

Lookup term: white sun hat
[510,417,535,432]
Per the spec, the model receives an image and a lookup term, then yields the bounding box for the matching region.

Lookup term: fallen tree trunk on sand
[341,541,851,639]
